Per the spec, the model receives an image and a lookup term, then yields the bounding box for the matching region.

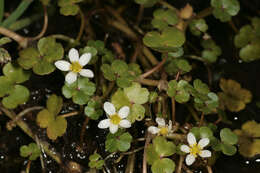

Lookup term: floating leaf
[128,104,145,122]
[167,80,191,103]
[218,78,252,112]
[47,116,67,140]
[88,153,104,169]
[201,39,222,63]
[151,158,175,173]
[153,136,176,157]
[58,0,82,16]
[3,63,30,84]
[20,143,40,161]
[47,94,63,116]
[111,89,131,110]
[84,99,103,120]
[220,128,238,145]
[221,143,237,156]
[165,58,191,76]
[189,19,208,36]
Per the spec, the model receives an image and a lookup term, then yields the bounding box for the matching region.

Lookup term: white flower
[54,48,94,84]
[180,132,211,166]
[148,118,173,136]
[98,102,131,134]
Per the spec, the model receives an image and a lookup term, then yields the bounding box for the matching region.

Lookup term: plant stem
[76,8,85,42]
[9,13,42,31]
[80,116,89,146]
[140,57,166,79]
[101,81,115,101]
[142,133,152,173]
[195,7,213,19]
[177,155,184,173]
[207,165,213,173]
[1,0,33,28]
[0,106,62,164]
[142,46,159,65]
[26,160,32,173]
[186,104,200,122]
[0,0,4,23]
[171,97,176,122]
[6,106,43,130]
[49,34,77,44]
[60,111,79,118]
[0,26,28,47]
[199,112,204,127]
[159,0,179,14]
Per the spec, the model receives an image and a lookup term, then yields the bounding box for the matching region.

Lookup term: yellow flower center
[70,62,82,73]
[189,143,202,157]
[159,127,168,135]
[110,114,121,125]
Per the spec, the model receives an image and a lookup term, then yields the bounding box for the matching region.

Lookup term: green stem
[0,106,62,164]
[9,13,42,31]
[186,104,200,122]
[0,0,4,23]
[1,0,33,28]
[195,7,213,19]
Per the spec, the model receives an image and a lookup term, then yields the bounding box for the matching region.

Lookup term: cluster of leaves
[218,78,252,112]
[18,37,64,75]
[88,153,104,170]
[58,0,83,16]
[191,126,238,156]
[147,136,176,173]
[201,39,222,63]
[0,37,11,64]
[234,17,260,62]
[101,60,142,88]
[20,143,41,161]
[167,79,219,114]
[143,7,185,52]
[111,82,149,122]
[211,0,240,22]
[105,130,132,152]
[0,63,30,109]
[36,94,67,140]
[234,121,260,158]
[62,77,96,105]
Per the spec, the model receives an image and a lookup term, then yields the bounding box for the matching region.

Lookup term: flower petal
[65,72,77,84]
[118,106,130,118]
[69,48,79,62]
[109,124,118,134]
[55,60,71,71]
[187,132,197,146]
[98,119,110,129]
[199,150,211,158]
[185,154,195,166]
[148,126,160,134]
[104,102,116,116]
[180,145,190,153]
[155,117,165,127]
[119,120,131,128]
[198,138,209,148]
[79,69,94,78]
[79,53,91,66]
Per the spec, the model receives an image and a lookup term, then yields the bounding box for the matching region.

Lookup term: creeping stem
[0,0,4,23]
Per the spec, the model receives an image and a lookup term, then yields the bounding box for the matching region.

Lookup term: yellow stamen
[189,143,202,157]
[159,127,168,135]
[70,62,82,73]
[110,114,121,125]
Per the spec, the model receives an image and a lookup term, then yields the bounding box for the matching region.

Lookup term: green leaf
[47,94,63,115]
[0,37,12,46]
[18,48,39,69]
[124,82,149,104]
[189,19,208,36]
[111,60,128,75]
[220,128,238,145]
[2,85,30,109]
[0,48,11,64]
[147,144,160,165]
[153,9,178,26]
[134,0,159,7]
[84,100,103,120]
[59,3,79,16]
[151,158,175,173]
[193,79,210,95]
[0,76,13,97]
[101,64,116,81]
[111,89,131,110]
[20,143,40,161]
[221,143,237,156]
[200,126,213,138]
[153,136,176,157]
[47,116,67,140]
[105,131,133,152]
[3,63,30,83]
[36,109,54,128]
[128,104,145,122]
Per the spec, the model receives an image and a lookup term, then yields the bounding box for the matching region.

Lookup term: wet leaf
[0,37,12,46]
[189,19,208,36]
[89,153,104,169]
[3,63,30,83]
[111,89,131,110]
[47,116,67,140]
[0,76,13,97]
[153,136,176,156]
[105,131,132,152]
[0,48,11,64]
[220,128,238,145]
[165,58,191,76]
[167,80,191,103]
[201,39,222,63]
[221,143,237,156]
[47,94,63,116]
[84,99,103,120]
[58,0,82,16]
[128,103,145,122]
[218,78,252,112]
